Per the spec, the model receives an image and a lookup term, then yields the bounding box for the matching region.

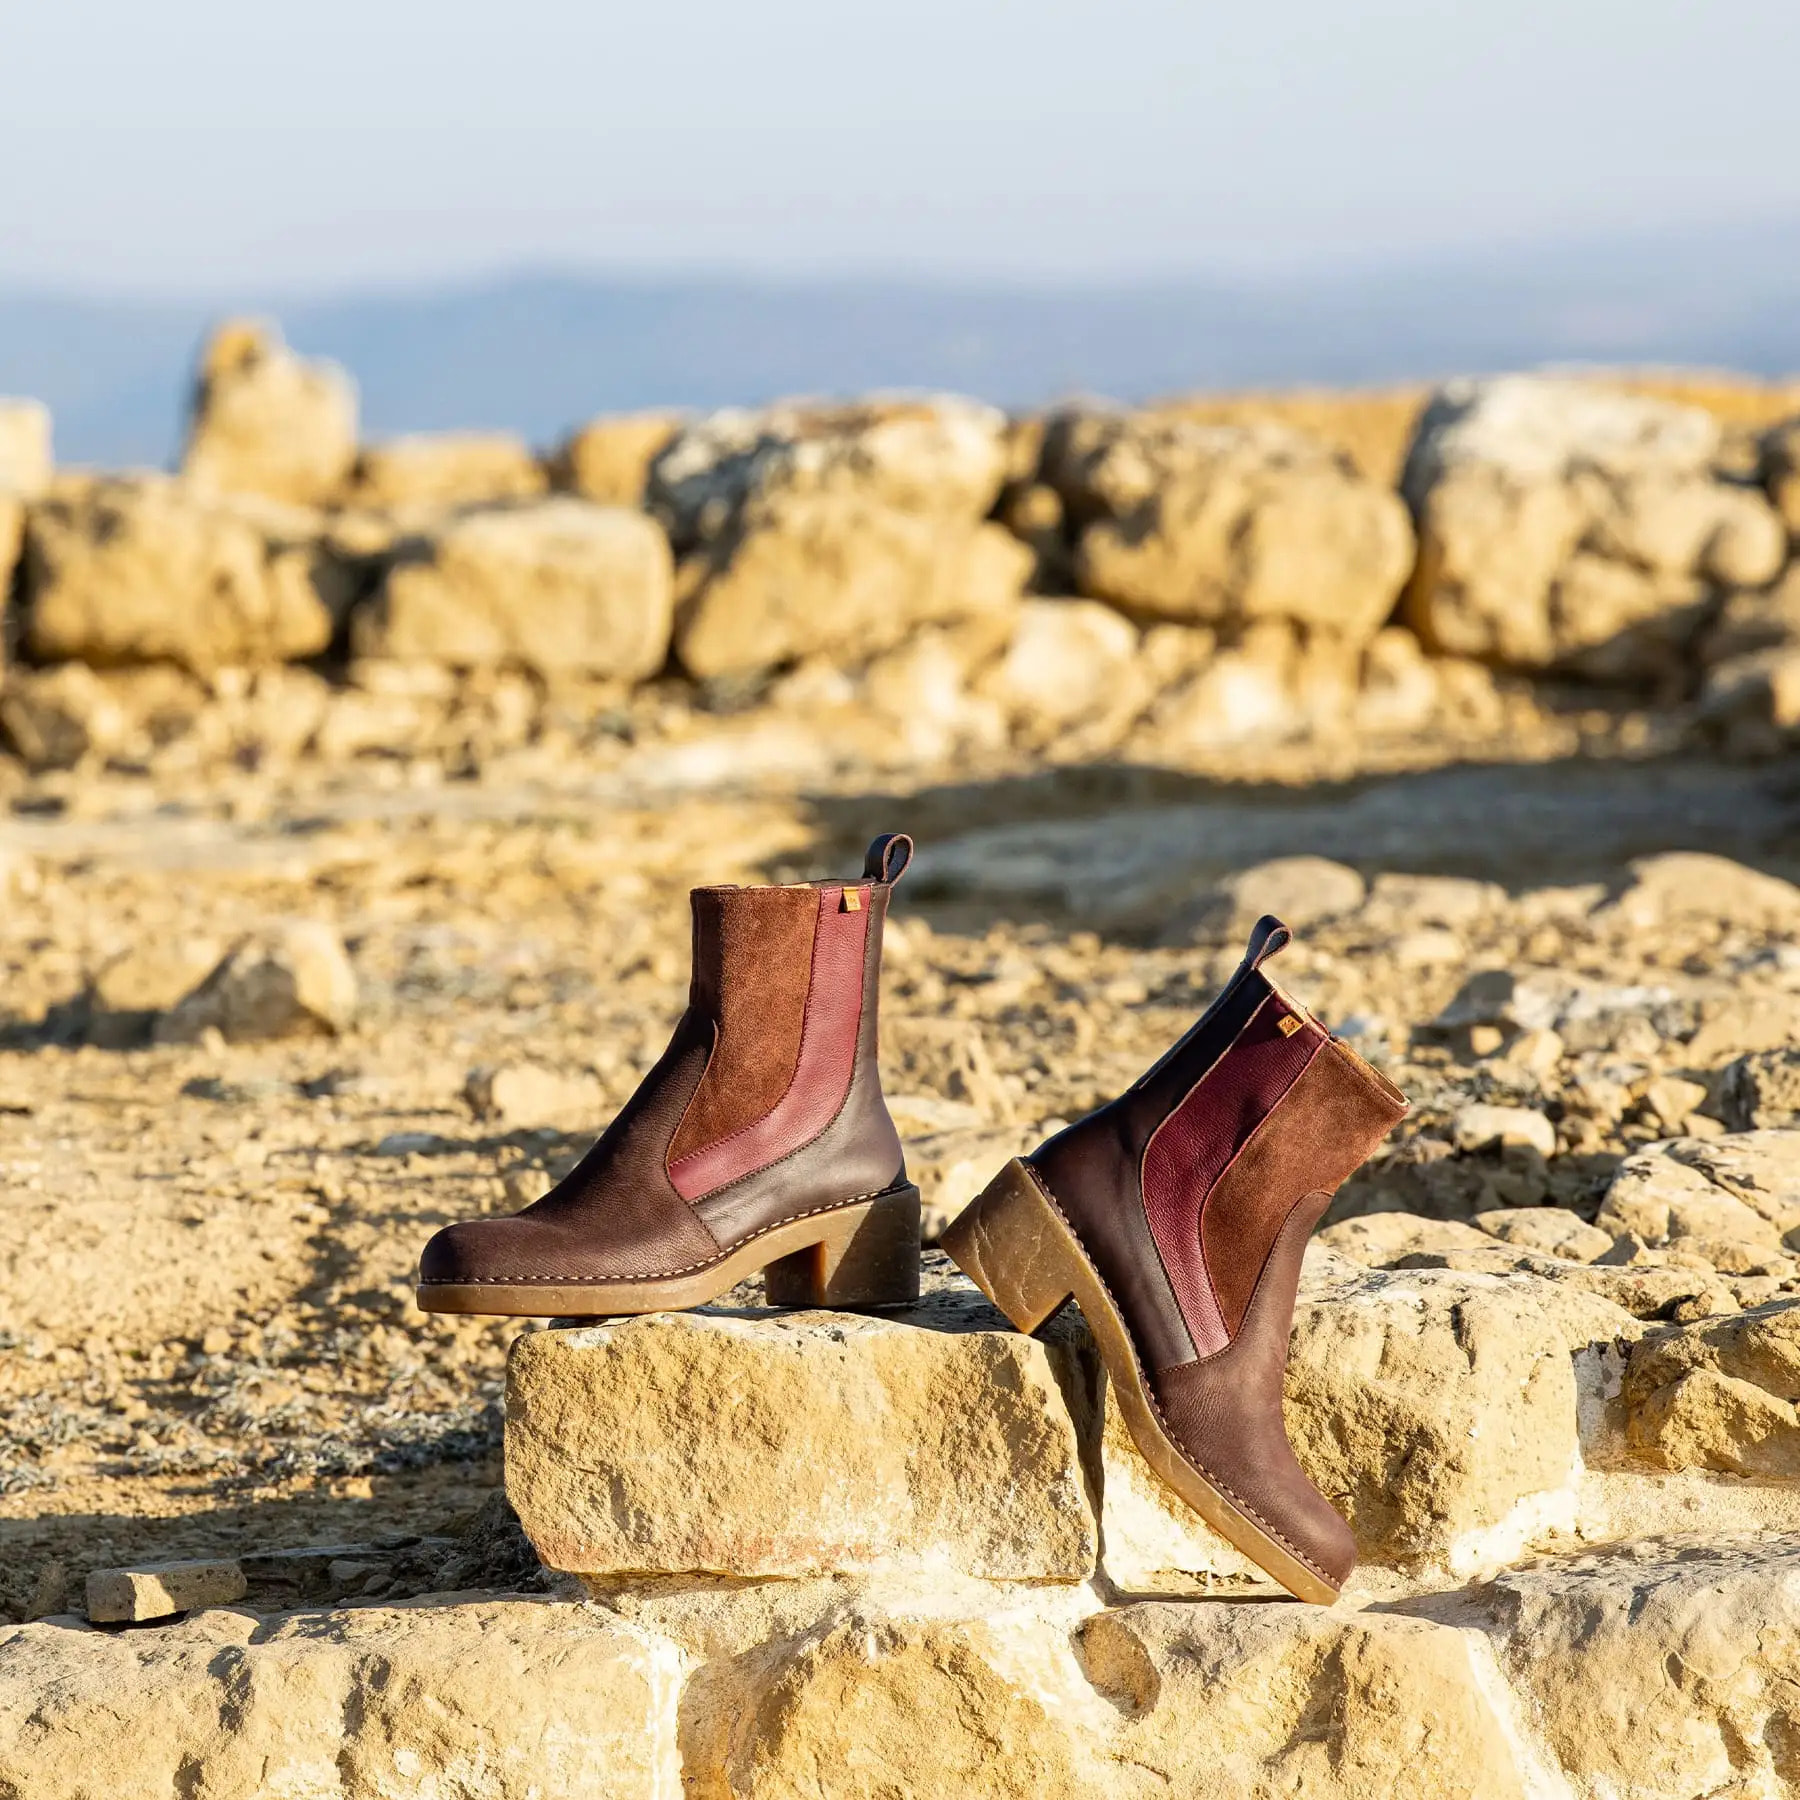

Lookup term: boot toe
[418,1218,513,1285]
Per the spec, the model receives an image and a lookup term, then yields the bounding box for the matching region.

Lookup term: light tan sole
[417,1183,921,1318]
[942,1158,1338,1604]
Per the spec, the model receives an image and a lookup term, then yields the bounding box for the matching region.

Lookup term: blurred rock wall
[3,317,1798,778]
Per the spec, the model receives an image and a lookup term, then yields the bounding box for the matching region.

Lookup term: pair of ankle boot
[416,833,1408,1602]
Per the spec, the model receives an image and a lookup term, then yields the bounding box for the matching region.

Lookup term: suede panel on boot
[1141,996,1324,1358]
[1155,1193,1358,1590]
[668,884,818,1166]
[418,1008,722,1285]
[1203,1039,1408,1337]
[669,886,871,1200]
[696,882,906,1244]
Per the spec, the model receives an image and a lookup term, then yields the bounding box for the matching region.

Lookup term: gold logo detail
[1277,1013,1303,1037]
[843,889,862,912]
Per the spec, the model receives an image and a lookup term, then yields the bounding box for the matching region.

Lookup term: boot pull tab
[1243,913,1291,971]
[862,833,914,886]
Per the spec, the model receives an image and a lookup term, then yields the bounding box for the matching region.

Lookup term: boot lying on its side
[417,833,920,1318]
[944,915,1407,1602]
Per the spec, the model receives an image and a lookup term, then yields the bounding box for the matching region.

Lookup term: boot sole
[941,1158,1339,1604]
[416,1182,921,1318]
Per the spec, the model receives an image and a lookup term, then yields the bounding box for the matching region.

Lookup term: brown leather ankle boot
[943,915,1407,1601]
[417,834,921,1317]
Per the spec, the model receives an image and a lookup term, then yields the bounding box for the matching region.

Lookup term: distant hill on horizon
[5,215,1799,466]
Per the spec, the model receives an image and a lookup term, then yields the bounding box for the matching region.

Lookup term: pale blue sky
[3,0,1796,294]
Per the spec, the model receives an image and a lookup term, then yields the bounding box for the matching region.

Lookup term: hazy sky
[4,0,1797,295]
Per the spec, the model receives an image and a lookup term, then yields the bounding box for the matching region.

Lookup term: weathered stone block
[506,1295,1099,1583]
[85,1559,247,1623]
[181,318,357,505]
[1477,1537,1800,1800]
[1042,410,1414,644]
[1084,1602,1531,1800]
[0,1600,680,1800]
[21,476,348,671]
[354,499,673,677]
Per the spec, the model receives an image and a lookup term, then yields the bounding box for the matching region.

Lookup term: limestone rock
[1478,1538,1800,1799]
[85,1559,246,1623]
[1452,1103,1557,1157]
[20,476,347,671]
[86,936,227,1048]
[684,1597,1104,1800]
[0,661,133,769]
[1713,1047,1800,1130]
[1472,1206,1614,1262]
[354,499,674,677]
[1596,849,1800,934]
[1283,1266,1590,1570]
[907,1124,1041,1240]
[1433,964,1677,1053]
[180,318,357,505]
[1597,1133,1800,1255]
[1355,870,1506,933]
[677,501,1029,682]
[1402,376,1787,682]
[978,597,1140,730]
[1623,1297,1800,1473]
[550,411,680,506]
[853,624,1010,760]
[506,1302,1098,1583]
[343,432,546,508]
[1697,568,1800,744]
[0,492,21,611]
[0,397,52,497]
[465,1061,603,1127]
[1183,855,1367,942]
[0,1599,680,1800]
[652,398,1028,679]
[156,921,358,1044]
[650,396,1013,548]
[1042,411,1414,643]
[1315,1212,1494,1267]
[1086,1602,1532,1800]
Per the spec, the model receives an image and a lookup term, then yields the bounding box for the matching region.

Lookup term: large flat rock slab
[12,1549,1796,1800]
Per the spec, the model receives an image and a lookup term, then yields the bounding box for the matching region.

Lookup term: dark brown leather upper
[417,837,910,1289]
[1155,1194,1358,1588]
[1030,939,1271,1370]
[418,1008,723,1285]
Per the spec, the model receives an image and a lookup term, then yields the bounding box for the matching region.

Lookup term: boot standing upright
[944,914,1407,1601]
[417,834,921,1317]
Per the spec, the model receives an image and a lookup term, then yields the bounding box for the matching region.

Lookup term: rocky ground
[1,708,1798,1792]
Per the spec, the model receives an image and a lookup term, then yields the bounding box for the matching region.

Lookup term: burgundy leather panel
[1031,955,1275,1373]
[1141,997,1323,1360]
[697,883,907,1244]
[668,885,869,1201]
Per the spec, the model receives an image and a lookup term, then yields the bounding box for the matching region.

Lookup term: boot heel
[941,1159,1075,1333]
[763,1185,922,1310]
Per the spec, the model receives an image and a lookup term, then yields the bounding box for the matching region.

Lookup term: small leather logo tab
[1276,1012,1303,1037]
[842,888,862,912]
